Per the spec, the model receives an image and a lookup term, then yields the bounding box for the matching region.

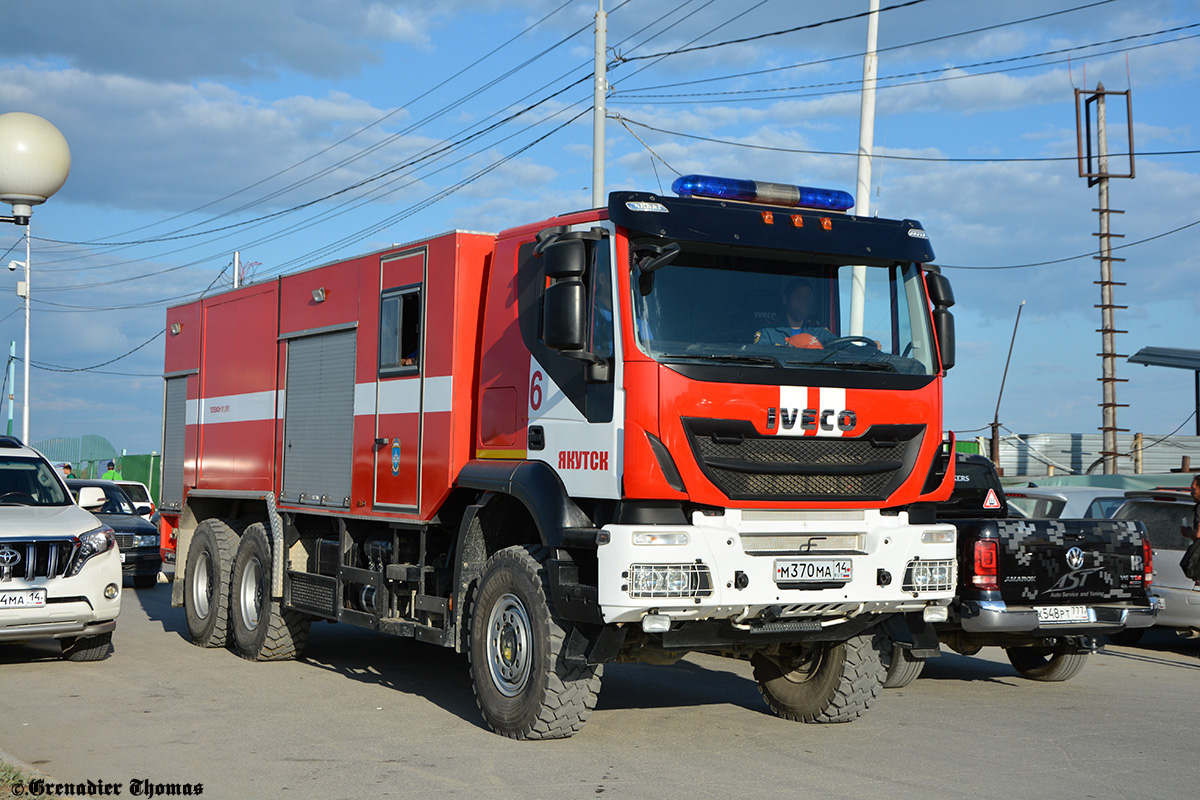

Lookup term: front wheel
[229,523,310,661]
[1006,645,1089,682]
[468,545,602,739]
[61,631,113,662]
[752,633,886,723]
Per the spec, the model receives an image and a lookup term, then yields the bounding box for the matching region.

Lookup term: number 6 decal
[530,370,543,411]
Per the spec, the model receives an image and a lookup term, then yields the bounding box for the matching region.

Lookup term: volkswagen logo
[1065,546,1085,570]
[0,545,21,567]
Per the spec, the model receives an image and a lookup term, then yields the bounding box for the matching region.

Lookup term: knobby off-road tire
[881,644,926,689]
[1006,645,1089,682]
[752,633,887,723]
[183,518,244,647]
[61,631,113,662]
[230,523,310,661]
[468,545,603,740]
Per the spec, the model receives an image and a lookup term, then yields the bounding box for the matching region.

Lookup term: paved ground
[2,582,1197,800]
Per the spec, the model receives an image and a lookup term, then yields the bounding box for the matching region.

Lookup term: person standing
[1180,474,1200,541]
[101,460,123,481]
[61,463,75,479]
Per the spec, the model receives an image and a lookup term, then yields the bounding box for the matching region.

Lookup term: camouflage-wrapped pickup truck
[884,453,1159,687]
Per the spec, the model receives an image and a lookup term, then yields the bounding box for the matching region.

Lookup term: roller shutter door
[282,330,356,506]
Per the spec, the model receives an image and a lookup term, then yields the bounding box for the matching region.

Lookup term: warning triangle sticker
[983,489,1002,509]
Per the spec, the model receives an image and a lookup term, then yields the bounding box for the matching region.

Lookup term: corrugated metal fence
[987,432,1200,477]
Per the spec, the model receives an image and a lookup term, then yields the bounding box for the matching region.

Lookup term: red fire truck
[159,174,960,739]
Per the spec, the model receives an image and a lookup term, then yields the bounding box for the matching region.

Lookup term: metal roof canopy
[1127,347,1200,436]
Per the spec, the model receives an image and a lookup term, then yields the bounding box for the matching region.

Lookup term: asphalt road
[2,582,1197,800]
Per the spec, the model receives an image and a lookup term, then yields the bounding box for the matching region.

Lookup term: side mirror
[542,238,587,279]
[933,306,955,371]
[543,281,587,351]
[136,505,152,516]
[925,271,955,308]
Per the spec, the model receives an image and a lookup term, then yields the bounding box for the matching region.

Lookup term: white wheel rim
[239,555,264,631]
[192,550,212,618]
[486,592,532,697]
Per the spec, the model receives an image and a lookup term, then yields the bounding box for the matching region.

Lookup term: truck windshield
[628,242,937,376]
[0,456,72,506]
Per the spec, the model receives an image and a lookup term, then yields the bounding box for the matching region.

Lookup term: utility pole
[4,341,13,436]
[591,0,607,210]
[850,0,880,337]
[1075,83,1134,474]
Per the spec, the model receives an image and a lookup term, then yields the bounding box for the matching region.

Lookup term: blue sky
[1,0,1198,458]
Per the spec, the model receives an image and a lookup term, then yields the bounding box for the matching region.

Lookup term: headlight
[134,534,159,548]
[66,525,115,576]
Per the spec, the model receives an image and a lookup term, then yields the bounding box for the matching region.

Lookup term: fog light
[642,614,671,633]
[923,604,949,623]
[104,584,119,600]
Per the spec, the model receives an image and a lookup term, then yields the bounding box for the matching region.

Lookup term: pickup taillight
[972,539,999,591]
[1142,538,1153,587]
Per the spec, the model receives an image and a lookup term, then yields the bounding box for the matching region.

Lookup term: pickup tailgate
[967,518,1149,606]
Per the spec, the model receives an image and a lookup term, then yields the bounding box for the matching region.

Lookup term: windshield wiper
[785,359,897,373]
[662,353,779,367]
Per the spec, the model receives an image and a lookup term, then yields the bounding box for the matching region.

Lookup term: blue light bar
[671,174,854,212]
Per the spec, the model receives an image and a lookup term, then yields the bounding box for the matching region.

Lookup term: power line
[616,0,933,62]
[610,114,1200,163]
[939,219,1200,271]
[613,24,1200,102]
[616,0,1123,93]
[22,329,164,373]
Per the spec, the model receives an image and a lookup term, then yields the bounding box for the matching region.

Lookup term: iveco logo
[767,407,857,432]
[0,545,21,567]
[1065,547,1085,570]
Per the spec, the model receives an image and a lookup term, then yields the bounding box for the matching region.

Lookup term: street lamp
[0,112,72,444]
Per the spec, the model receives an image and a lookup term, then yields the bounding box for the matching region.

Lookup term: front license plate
[0,589,47,609]
[120,552,126,563]
[1036,605,1089,624]
[774,559,852,584]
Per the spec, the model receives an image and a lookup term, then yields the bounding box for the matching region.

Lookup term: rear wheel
[881,644,926,689]
[230,523,310,661]
[468,545,602,739]
[1006,645,1089,682]
[752,633,886,723]
[61,631,113,662]
[183,519,239,647]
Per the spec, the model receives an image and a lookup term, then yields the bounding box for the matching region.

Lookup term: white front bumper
[596,508,956,626]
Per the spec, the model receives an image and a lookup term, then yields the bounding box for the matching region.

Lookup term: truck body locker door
[281,330,356,507]
[373,250,425,511]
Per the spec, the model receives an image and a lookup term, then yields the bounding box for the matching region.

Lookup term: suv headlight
[133,534,159,548]
[66,524,115,576]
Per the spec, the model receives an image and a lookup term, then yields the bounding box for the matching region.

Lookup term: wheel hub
[486,593,532,697]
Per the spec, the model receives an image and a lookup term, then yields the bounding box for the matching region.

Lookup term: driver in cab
[753,278,835,349]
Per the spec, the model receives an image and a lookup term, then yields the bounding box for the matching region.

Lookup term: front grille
[0,539,77,581]
[682,418,924,501]
[114,533,134,550]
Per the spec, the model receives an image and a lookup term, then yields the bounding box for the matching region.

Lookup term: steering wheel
[828,336,877,349]
[0,491,36,504]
